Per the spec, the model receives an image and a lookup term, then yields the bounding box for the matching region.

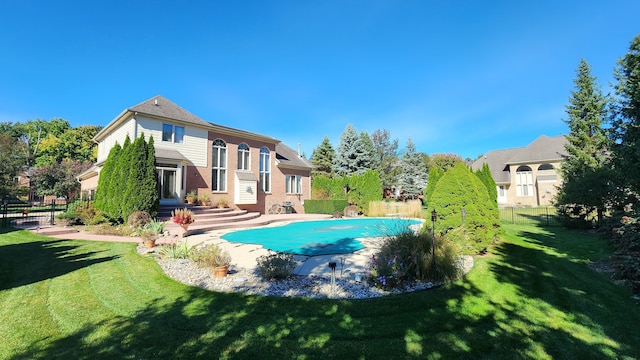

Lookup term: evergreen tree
[475,163,498,204]
[371,129,400,190]
[397,138,428,199]
[556,59,611,224]
[110,135,132,221]
[94,143,120,214]
[144,135,160,217]
[310,136,335,178]
[355,131,377,174]
[424,166,444,205]
[426,163,500,255]
[333,124,360,176]
[611,35,640,201]
[122,135,149,220]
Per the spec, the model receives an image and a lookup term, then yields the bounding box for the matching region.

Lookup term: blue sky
[1,1,639,160]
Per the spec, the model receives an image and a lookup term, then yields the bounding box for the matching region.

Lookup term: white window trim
[162,123,185,144]
[237,143,250,171]
[286,175,302,194]
[259,147,271,193]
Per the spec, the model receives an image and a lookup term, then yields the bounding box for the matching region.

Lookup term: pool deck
[16,213,407,277]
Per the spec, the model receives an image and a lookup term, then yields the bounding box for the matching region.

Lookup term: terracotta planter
[212,265,229,278]
[144,239,156,248]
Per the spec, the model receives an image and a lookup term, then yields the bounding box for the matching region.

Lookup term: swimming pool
[221,218,423,256]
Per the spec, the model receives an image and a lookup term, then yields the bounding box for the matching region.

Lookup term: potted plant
[185,190,198,205]
[190,245,232,277]
[199,192,211,206]
[171,208,195,234]
[217,197,229,209]
[140,229,158,248]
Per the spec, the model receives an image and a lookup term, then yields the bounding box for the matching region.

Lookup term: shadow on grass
[0,237,119,291]
[6,226,640,359]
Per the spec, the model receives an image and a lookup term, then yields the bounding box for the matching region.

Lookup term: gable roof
[129,95,212,128]
[471,135,567,184]
[275,142,313,170]
[94,95,279,144]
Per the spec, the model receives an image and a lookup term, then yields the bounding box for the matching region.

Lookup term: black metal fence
[499,207,562,227]
[1,200,68,228]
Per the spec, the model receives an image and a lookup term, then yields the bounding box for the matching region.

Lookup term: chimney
[154,98,158,106]
[297,143,301,157]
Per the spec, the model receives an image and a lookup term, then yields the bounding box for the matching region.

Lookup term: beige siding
[135,116,208,167]
[97,117,136,163]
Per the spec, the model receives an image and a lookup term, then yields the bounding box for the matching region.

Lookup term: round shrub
[127,210,152,229]
[257,252,298,279]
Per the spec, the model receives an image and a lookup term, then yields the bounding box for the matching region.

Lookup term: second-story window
[237,143,250,170]
[162,124,184,143]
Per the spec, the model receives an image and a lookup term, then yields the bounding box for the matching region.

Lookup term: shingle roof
[506,135,567,165]
[276,142,313,170]
[129,95,212,128]
[471,135,567,184]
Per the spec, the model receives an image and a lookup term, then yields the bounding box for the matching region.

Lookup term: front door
[156,165,179,202]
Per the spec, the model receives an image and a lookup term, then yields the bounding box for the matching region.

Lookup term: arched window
[212,139,227,192]
[516,165,533,196]
[538,163,554,171]
[259,147,270,192]
[237,143,250,171]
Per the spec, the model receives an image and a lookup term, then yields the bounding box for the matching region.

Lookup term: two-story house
[470,135,567,207]
[79,95,312,214]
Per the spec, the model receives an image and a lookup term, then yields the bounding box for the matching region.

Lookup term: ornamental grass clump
[190,245,231,268]
[367,230,463,289]
[257,252,298,279]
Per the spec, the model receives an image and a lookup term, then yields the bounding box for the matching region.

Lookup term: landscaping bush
[190,245,231,268]
[368,200,423,218]
[601,213,640,293]
[256,252,298,279]
[367,230,463,289]
[127,211,152,229]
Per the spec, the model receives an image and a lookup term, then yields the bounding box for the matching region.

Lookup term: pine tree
[611,35,640,200]
[333,124,360,177]
[397,138,428,199]
[355,131,377,174]
[310,136,336,178]
[556,59,611,223]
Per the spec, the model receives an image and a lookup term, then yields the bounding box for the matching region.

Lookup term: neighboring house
[471,135,567,207]
[79,95,313,214]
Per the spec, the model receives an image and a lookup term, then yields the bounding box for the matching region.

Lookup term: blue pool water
[221,218,422,256]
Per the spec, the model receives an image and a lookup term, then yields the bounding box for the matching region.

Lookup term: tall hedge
[94,142,121,213]
[348,170,382,215]
[425,163,500,254]
[475,163,498,204]
[423,167,444,205]
[94,134,159,222]
[303,199,350,214]
[312,175,348,199]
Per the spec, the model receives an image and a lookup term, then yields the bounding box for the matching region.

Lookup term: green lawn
[1,224,639,359]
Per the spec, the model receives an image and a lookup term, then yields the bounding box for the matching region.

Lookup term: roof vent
[154,99,159,106]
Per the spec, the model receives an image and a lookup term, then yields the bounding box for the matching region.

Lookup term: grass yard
[1,224,639,359]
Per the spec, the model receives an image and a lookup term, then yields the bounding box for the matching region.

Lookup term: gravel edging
[142,245,474,299]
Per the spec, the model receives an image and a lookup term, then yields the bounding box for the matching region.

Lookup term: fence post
[2,200,7,227]
[511,207,515,224]
[50,199,56,225]
[546,207,550,226]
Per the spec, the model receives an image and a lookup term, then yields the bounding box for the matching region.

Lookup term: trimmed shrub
[127,211,152,229]
[257,252,298,279]
[303,199,349,215]
[425,163,500,255]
